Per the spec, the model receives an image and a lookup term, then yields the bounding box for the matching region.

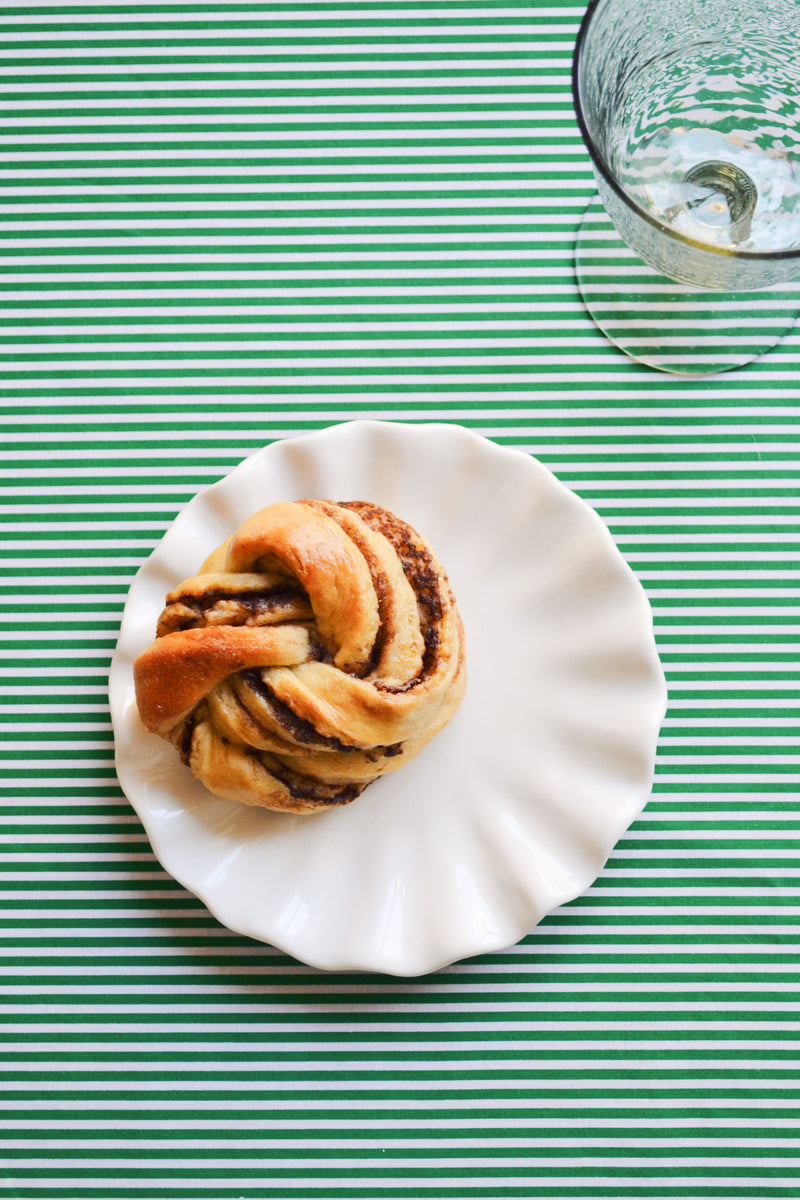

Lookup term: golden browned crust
[133,499,466,814]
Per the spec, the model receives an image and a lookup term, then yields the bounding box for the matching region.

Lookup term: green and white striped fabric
[2,1,799,1197]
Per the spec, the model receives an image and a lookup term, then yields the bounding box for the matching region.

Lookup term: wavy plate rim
[109,420,667,975]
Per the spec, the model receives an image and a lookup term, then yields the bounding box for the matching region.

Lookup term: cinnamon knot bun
[133,499,466,814]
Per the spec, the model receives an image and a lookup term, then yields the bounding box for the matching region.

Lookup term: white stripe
[0,1018,793,1035]
[1,984,799,1002]
[1,441,796,463]
[6,458,800,476]
[4,405,800,424]
[3,0,580,9]
[3,353,799,373]
[0,159,586,181]
[0,1095,796,1112]
[0,95,574,109]
[2,59,571,77]
[1,960,798,978]
[0,1033,795,1053]
[0,1177,794,1193]
[6,1151,798,1166]
[661,718,800,727]
[1,1071,795,1089]
[1,933,796,949]
[0,126,582,144]
[0,25,572,42]
[4,1150,800,1168]
[657,733,800,743]
[1,334,795,353]
[0,135,581,153]
[0,4,581,15]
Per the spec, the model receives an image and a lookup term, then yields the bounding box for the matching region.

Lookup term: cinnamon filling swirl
[134,498,465,814]
[157,579,311,636]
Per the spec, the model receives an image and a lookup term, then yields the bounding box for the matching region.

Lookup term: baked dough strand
[133,499,466,814]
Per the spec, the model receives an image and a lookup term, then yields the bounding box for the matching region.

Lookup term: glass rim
[571,0,800,264]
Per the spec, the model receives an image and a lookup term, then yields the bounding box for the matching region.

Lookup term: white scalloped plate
[110,421,667,976]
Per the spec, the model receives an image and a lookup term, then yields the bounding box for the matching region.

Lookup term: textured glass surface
[575,0,800,289]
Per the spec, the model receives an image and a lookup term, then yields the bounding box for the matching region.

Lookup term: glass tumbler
[572,0,800,375]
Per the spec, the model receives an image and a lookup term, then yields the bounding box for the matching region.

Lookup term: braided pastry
[133,499,466,814]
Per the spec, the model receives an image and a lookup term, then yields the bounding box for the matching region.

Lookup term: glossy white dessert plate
[110,421,667,975]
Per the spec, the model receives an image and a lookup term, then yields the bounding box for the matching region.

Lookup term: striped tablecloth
[3,2,799,1196]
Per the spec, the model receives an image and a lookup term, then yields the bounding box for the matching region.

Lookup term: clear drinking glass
[572,0,800,375]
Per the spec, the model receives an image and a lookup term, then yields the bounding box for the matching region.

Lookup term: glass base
[576,195,800,376]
